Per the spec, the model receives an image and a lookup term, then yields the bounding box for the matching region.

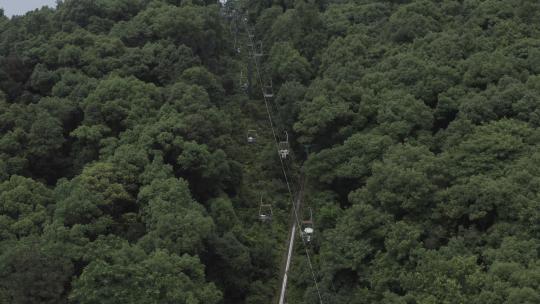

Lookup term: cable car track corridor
[223,4,324,303]
[237,11,324,304]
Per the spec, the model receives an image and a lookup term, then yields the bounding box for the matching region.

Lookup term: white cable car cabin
[258,195,273,222]
[263,80,274,98]
[301,208,314,242]
[278,131,289,159]
[247,130,257,143]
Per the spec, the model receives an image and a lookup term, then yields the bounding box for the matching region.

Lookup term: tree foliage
[1,0,540,303]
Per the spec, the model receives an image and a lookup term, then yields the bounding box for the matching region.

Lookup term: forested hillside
[1,0,539,303]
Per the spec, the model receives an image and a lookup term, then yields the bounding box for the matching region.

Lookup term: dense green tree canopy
[1,0,540,303]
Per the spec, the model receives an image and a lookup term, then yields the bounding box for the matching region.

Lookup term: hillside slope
[1,1,540,304]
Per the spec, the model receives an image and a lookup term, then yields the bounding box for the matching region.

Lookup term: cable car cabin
[247,130,257,144]
[254,41,263,57]
[301,208,314,242]
[263,80,274,98]
[258,196,273,222]
[278,131,289,159]
[240,71,248,91]
[278,141,289,159]
[302,225,314,242]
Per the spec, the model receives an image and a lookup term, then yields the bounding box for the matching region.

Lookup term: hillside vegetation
[1,0,539,303]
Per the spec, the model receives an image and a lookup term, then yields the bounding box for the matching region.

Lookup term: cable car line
[242,22,324,304]
[222,4,324,302]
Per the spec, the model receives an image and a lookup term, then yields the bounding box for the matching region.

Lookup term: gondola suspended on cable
[247,129,257,143]
[263,79,274,98]
[253,41,263,57]
[258,195,273,222]
[301,207,314,242]
[240,71,248,91]
[278,131,289,159]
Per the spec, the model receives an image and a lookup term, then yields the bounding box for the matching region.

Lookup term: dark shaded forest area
[0,0,539,303]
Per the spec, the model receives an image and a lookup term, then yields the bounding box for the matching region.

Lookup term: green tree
[0,237,74,304]
[70,240,221,304]
[267,42,312,84]
[137,178,213,255]
[0,176,53,240]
